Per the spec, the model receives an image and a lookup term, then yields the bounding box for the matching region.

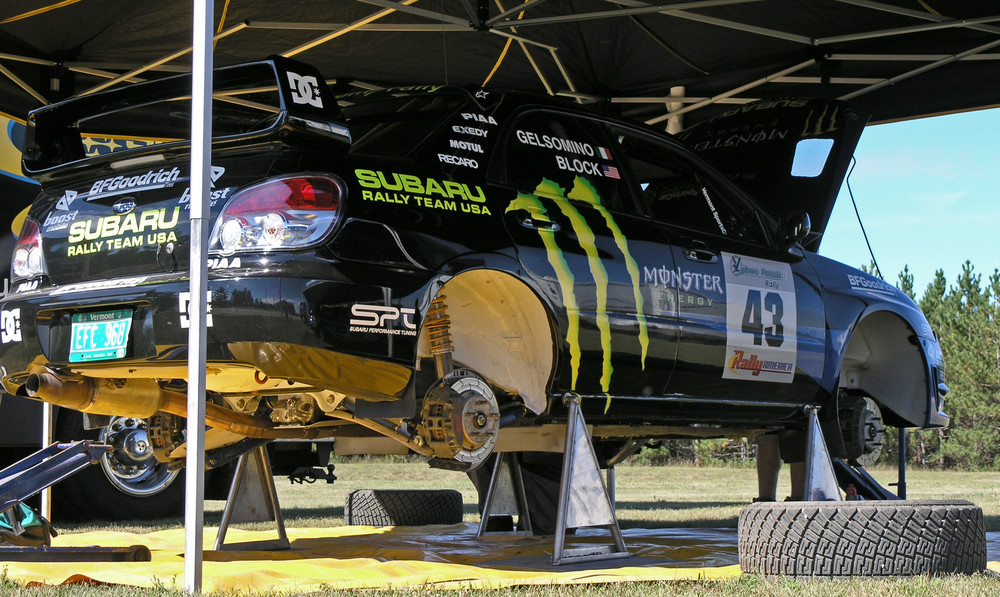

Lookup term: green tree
[913,262,1000,469]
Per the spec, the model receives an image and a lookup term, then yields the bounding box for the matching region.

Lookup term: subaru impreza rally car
[0,57,947,481]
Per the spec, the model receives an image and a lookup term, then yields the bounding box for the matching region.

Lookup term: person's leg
[788,461,805,501]
[755,434,781,502]
[778,430,807,501]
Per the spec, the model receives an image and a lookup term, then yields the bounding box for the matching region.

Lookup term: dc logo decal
[287,72,323,108]
[1,308,21,344]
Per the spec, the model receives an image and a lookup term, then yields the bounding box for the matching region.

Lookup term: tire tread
[344,489,464,527]
[738,499,986,576]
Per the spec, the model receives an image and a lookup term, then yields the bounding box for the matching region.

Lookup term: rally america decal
[722,252,796,383]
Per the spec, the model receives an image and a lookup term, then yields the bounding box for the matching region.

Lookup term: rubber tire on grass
[739,500,986,576]
[344,489,464,527]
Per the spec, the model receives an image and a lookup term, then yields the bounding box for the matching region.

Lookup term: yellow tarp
[5,525,997,591]
[2,524,741,592]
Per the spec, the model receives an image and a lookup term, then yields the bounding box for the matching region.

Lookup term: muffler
[24,372,319,439]
[25,373,174,418]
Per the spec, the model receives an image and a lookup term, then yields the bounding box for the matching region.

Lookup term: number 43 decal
[741,290,784,347]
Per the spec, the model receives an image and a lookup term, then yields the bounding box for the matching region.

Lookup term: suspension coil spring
[426,295,454,356]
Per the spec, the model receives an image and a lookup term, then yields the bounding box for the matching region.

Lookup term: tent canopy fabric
[1,1,1000,128]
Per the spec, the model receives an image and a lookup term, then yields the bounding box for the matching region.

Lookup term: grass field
[3,460,998,596]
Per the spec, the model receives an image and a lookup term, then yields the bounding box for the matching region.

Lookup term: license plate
[69,309,133,363]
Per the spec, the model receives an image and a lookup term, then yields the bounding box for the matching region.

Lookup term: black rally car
[0,57,947,476]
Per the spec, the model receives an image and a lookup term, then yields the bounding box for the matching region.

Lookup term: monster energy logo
[802,102,840,137]
[506,177,648,412]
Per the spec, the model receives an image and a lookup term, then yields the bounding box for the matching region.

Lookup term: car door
[611,127,826,408]
[491,109,678,404]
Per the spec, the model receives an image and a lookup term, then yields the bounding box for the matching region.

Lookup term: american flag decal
[602,165,620,179]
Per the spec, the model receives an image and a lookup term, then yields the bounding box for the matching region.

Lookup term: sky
[819,107,1000,296]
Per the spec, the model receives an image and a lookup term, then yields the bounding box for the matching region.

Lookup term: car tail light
[12,219,47,281]
[210,175,343,255]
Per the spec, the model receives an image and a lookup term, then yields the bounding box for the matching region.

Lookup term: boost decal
[507,176,648,411]
[722,253,796,383]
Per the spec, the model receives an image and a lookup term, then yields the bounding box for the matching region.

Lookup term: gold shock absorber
[426,294,454,378]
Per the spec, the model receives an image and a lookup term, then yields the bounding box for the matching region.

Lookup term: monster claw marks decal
[506,190,582,388]
[508,176,648,411]
[722,252,796,383]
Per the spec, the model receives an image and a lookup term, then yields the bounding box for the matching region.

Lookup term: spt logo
[287,72,323,108]
[349,304,417,336]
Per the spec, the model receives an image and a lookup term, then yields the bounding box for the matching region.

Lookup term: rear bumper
[0,274,419,402]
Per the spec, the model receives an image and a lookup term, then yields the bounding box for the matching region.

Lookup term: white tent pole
[185,0,212,593]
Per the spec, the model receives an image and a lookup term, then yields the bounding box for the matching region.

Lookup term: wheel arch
[837,306,931,428]
[416,267,556,416]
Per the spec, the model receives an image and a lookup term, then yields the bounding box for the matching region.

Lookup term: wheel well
[417,270,554,415]
[839,310,928,427]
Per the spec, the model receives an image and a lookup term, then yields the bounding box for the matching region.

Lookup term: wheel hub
[98,416,180,496]
[839,393,885,467]
[418,369,500,470]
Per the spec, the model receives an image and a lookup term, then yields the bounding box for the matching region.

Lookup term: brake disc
[417,368,500,470]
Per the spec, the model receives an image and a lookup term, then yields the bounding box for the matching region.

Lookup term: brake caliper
[417,368,500,471]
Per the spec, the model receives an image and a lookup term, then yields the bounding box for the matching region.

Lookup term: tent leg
[214,444,289,551]
[893,427,908,499]
[551,394,628,566]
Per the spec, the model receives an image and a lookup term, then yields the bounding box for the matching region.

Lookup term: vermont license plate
[69,309,133,362]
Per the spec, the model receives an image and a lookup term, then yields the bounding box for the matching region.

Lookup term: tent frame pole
[184,0,213,593]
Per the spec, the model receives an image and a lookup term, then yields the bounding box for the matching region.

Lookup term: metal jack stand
[551,394,628,566]
[477,452,533,537]
[214,444,289,551]
[802,406,841,501]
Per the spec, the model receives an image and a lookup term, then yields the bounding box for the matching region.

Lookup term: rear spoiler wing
[21,56,350,177]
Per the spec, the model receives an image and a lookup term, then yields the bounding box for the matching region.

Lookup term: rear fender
[417,266,555,415]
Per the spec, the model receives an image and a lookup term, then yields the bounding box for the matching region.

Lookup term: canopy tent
[3,2,1000,592]
[2,0,1000,129]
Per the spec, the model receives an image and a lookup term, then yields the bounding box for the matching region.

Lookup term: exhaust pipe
[25,373,169,418]
[24,372,319,439]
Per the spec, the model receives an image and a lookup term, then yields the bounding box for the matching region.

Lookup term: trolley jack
[0,441,151,561]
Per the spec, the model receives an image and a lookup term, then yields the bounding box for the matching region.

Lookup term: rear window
[339,90,467,157]
[75,87,283,147]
